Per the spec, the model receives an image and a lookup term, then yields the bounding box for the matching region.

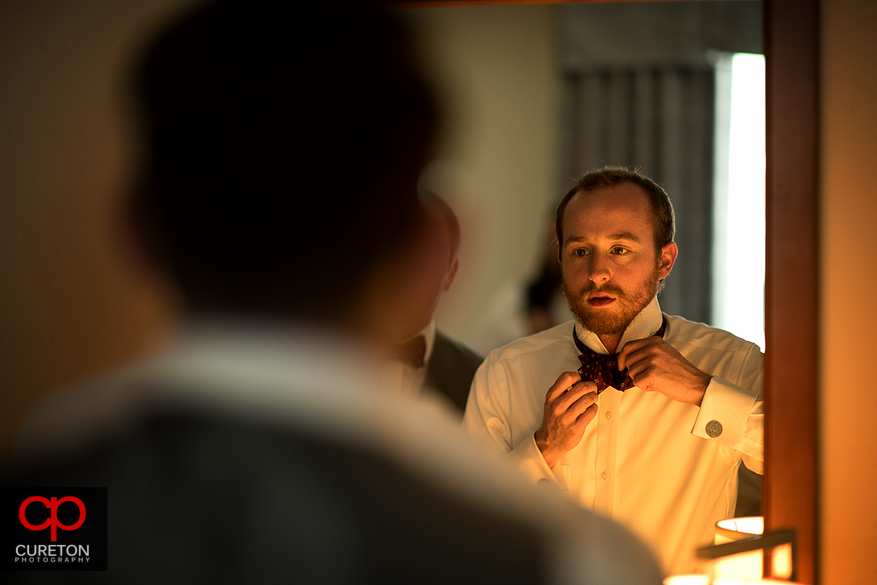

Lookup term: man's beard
[562,269,661,337]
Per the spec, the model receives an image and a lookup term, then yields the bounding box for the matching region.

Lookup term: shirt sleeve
[690,344,764,473]
[509,433,560,485]
[463,356,557,485]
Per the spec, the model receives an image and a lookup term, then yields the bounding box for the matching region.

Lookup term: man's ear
[443,256,459,292]
[658,241,678,280]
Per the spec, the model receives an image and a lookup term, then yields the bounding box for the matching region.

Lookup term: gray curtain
[560,64,716,323]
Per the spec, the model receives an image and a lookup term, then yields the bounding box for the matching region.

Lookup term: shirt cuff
[509,433,563,487]
[691,376,758,448]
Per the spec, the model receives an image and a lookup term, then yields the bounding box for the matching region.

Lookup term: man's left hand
[617,337,711,405]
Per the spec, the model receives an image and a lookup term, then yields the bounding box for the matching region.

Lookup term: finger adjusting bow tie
[573,318,667,394]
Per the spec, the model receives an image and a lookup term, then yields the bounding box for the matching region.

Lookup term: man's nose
[588,254,611,284]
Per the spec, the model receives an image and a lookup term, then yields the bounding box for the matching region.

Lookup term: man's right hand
[534,372,599,469]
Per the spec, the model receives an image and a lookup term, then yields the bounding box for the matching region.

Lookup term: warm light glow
[713,516,764,581]
[711,516,793,581]
[709,579,800,585]
[664,576,801,585]
[716,517,763,538]
[663,575,709,585]
[770,547,793,581]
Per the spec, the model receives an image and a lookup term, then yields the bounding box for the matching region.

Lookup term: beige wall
[396,6,560,346]
[820,1,877,583]
[0,0,192,461]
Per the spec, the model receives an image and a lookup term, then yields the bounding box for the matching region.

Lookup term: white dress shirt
[463,298,763,575]
[383,320,436,400]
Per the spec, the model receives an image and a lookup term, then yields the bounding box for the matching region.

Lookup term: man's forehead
[562,186,653,234]
[565,231,642,244]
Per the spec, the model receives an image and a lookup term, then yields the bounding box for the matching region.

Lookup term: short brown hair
[555,166,675,260]
[132,0,436,319]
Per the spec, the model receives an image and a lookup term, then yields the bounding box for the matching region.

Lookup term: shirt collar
[400,320,436,369]
[575,296,663,354]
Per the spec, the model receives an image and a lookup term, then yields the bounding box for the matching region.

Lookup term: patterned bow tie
[394,334,427,369]
[573,318,667,394]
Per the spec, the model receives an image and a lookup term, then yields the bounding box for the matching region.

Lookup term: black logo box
[0,487,107,572]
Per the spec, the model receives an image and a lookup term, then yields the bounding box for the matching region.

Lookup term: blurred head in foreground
[130,0,439,344]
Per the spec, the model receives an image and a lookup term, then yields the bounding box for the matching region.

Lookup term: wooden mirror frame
[763,1,818,583]
[391,0,820,582]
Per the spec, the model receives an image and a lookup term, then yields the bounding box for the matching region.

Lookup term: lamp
[663,576,710,585]
[713,516,767,580]
[695,516,796,582]
[663,579,800,585]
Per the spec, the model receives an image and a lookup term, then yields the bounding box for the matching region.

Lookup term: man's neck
[577,297,662,355]
[598,333,624,355]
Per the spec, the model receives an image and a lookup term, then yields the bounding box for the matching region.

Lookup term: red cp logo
[19,496,86,542]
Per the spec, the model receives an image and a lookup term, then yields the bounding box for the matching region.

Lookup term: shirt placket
[593,387,620,517]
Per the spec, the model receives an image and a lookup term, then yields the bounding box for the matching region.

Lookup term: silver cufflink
[706,420,723,438]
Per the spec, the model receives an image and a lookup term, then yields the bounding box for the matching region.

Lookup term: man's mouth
[587,292,617,307]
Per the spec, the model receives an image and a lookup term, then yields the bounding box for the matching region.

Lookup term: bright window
[713,53,766,350]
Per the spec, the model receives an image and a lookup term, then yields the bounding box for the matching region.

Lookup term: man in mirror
[385,192,483,417]
[464,167,764,575]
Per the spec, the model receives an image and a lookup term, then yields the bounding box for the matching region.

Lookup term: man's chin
[573,308,628,336]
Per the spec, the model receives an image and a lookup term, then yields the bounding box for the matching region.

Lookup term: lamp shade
[712,517,793,581]
[663,575,710,585]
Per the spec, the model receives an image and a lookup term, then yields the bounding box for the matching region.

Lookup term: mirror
[392,1,818,582]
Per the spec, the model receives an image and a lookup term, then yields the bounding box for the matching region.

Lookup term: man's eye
[573,248,589,257]
[611,246,628,255]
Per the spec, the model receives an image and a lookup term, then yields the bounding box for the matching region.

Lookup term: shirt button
[601,471,609,480]
[706,420,723,438]
[605,411,612,420]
